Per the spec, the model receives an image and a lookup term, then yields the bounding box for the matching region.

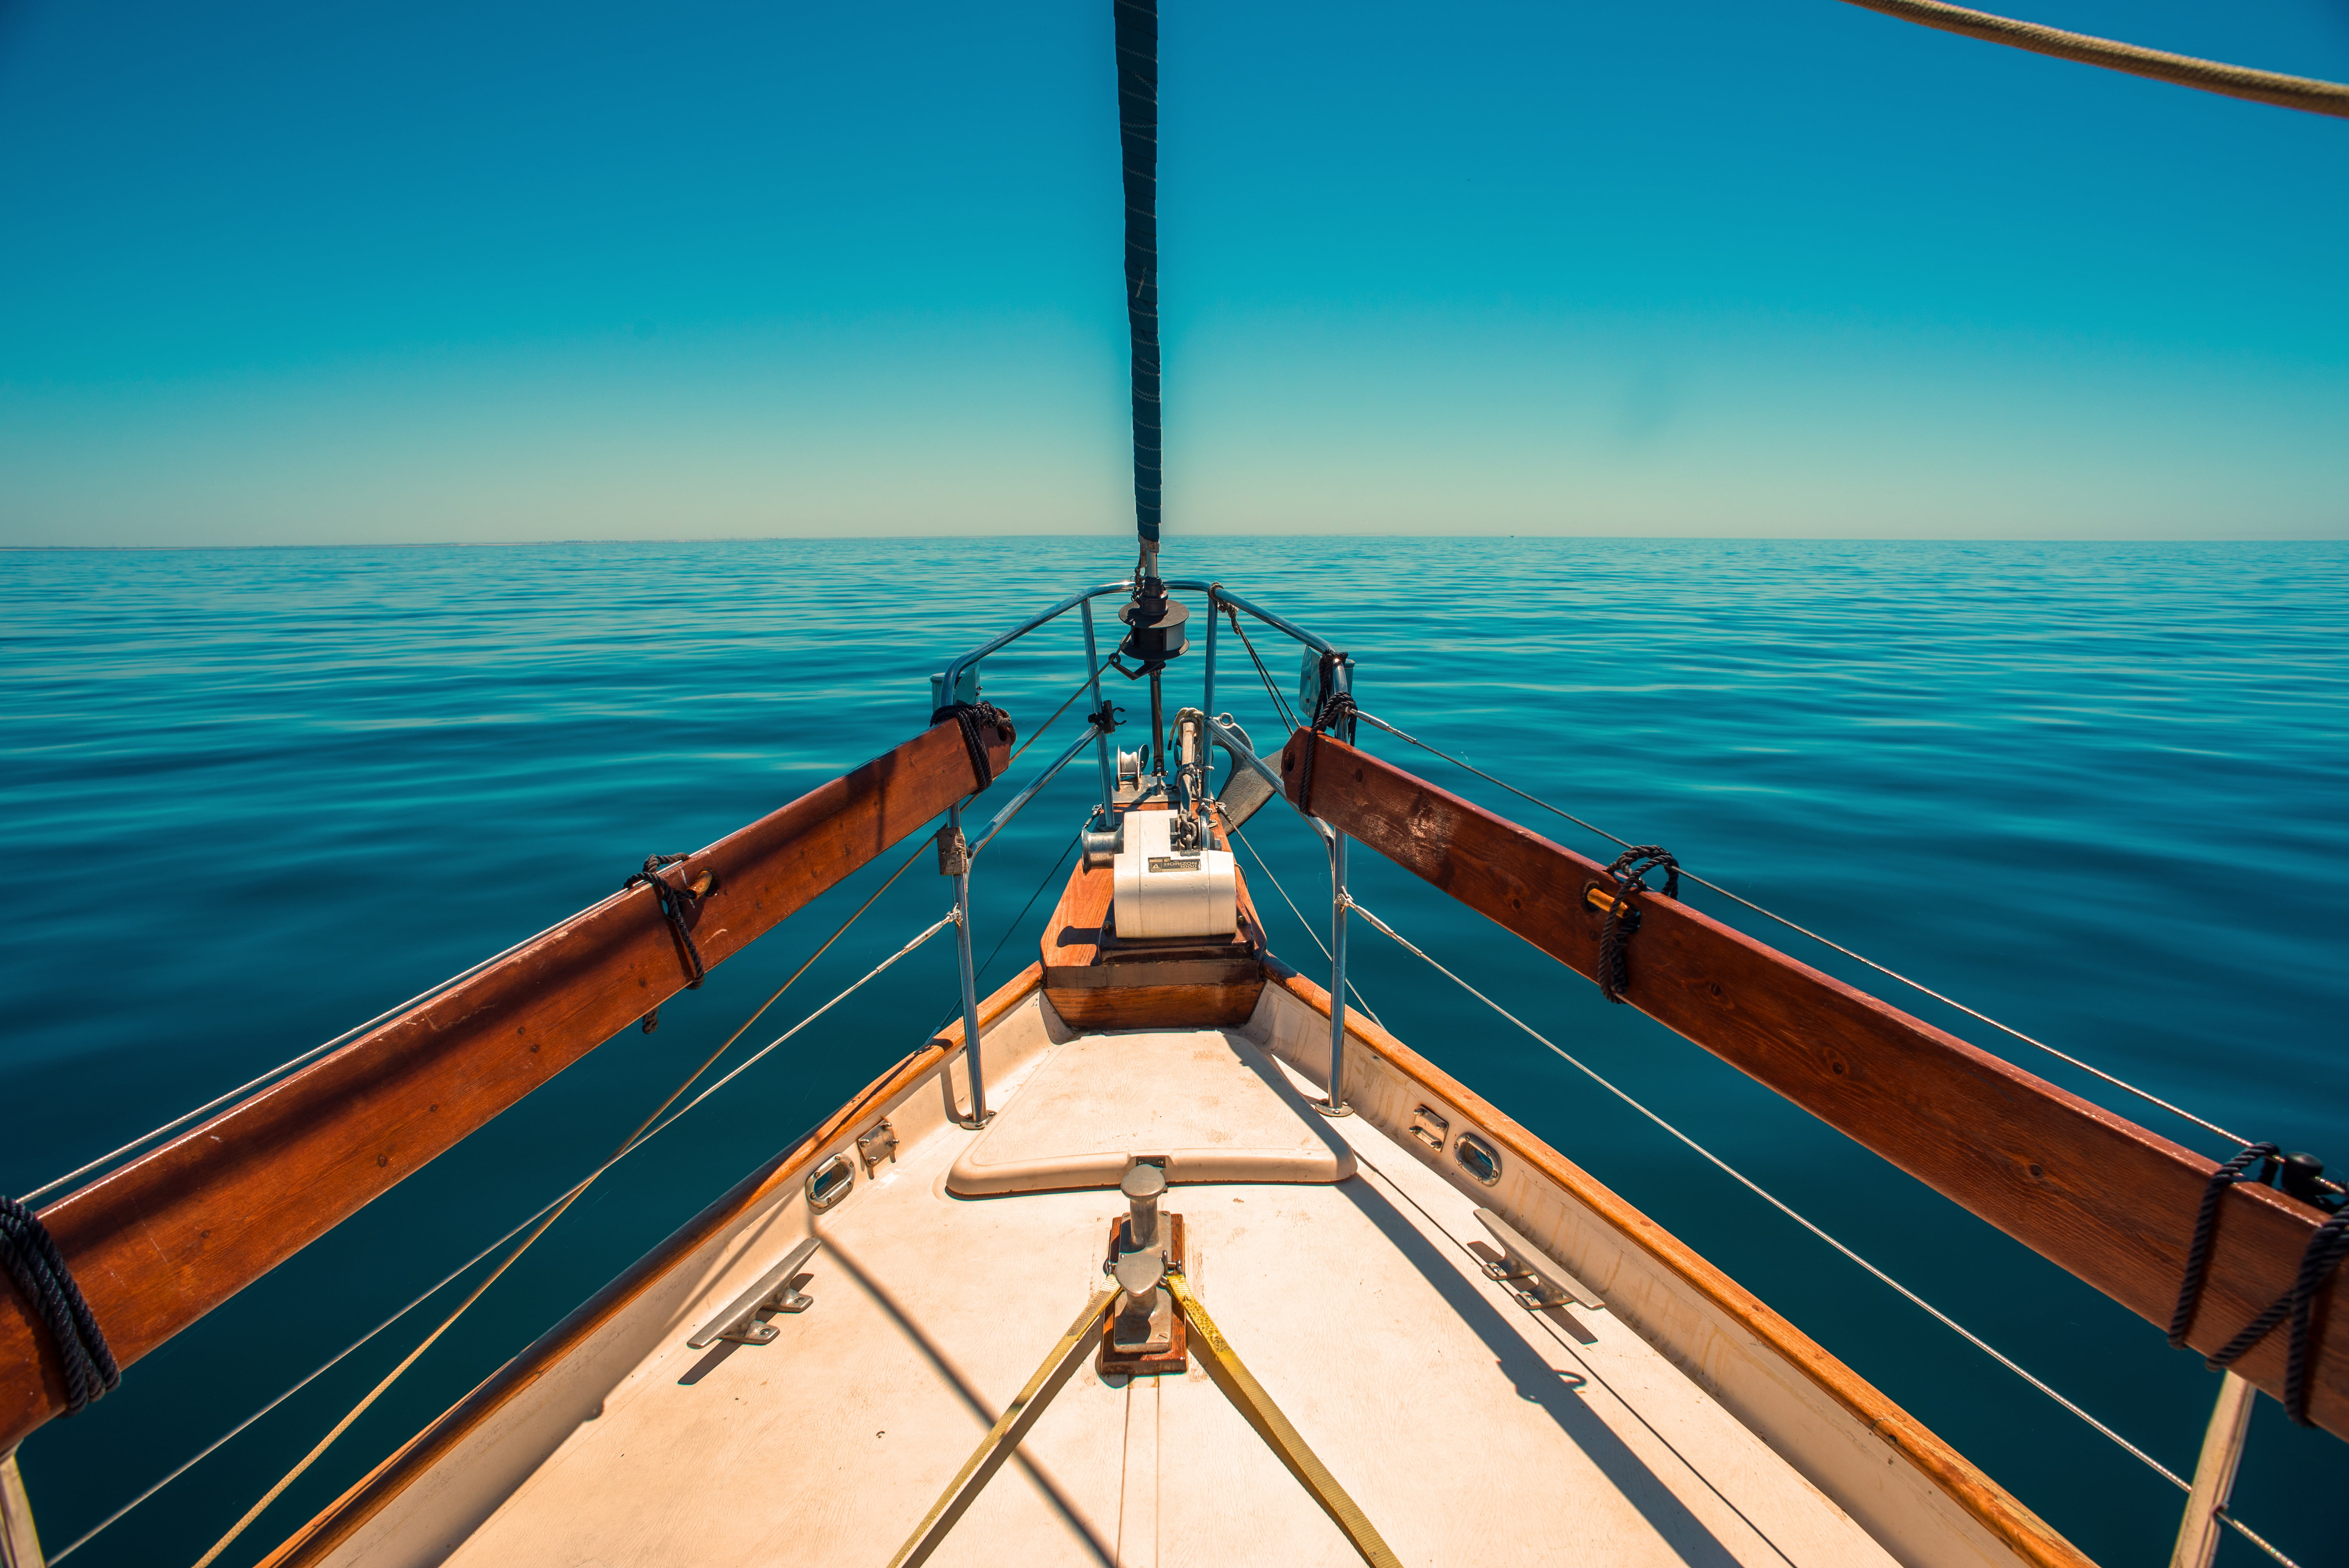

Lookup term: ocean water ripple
[2,537,2344,1566]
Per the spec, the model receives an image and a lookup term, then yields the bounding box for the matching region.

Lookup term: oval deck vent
[1454,1131,1503,1187]
[807,1153,854,1212]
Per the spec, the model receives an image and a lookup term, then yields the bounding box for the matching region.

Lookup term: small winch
[1110,808,1236,939]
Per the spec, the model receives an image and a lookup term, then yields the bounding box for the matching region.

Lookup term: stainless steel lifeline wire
[22,657,1113,1213]
[1347,706,2261,1154]
[1229,823,1381,1025]
[53,910,960,1564]
[1344,894,2305,1568]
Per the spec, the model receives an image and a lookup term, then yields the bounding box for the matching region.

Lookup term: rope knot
[932,701,1014,795]
[2188,1143,2349,1425]
[0,1192,119,1415]
[1593,846,1679,1005]
[1312,688,1358,736]
[623,853,716,1032]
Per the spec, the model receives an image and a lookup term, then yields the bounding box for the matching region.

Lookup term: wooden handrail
[1281,728,2346,1441]
[0,715,1008,1453]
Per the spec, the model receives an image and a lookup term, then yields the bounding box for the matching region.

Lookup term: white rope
[1345,895,2195,1493]
[1348,707,2253,1151]
[59,910,956,1563]
[20,889,635,1206]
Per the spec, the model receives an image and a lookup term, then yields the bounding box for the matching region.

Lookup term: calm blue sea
[3,538,2344,1566]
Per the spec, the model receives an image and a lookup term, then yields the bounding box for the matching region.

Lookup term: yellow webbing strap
[884,1288,1117,1568]
[1166,1273,1405,1568]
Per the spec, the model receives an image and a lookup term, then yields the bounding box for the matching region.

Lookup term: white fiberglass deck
[444,1028,1897,1568]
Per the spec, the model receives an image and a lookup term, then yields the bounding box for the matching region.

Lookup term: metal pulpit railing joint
[928,580,1357,1126]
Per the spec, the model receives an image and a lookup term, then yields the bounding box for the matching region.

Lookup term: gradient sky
[2,0,2344,545]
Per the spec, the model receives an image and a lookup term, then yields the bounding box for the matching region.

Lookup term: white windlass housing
[1112,809,1236,938]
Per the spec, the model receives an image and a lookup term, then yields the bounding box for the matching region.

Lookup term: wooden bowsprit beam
[0,715,1009,1454]
[1280,729,2347,1441]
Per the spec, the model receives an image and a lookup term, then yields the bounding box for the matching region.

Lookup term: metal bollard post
[1,1447,43,1568]
[2167,1372,2255,1568]
[944,803,991,1128]
[1319,830,1353,1117]
[1080,598,1117,823]
[1201,588,1219,728]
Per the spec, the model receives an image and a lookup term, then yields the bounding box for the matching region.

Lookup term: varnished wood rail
[1281,729,2346,1441]
[0,715,1009,1453]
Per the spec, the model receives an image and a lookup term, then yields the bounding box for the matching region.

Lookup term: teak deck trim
[1259,956,2092,1568]
[1040,807,1267,1031]
[1283,728,2345,1441]
[0,716,1010,1454]
[256,963,1048,1568]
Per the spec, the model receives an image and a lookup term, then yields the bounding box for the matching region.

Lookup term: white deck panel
[445,1032,1898,1568]
[946,1028,1356,1194]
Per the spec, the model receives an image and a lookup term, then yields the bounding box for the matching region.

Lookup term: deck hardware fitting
[1581,881,1641,926]
[933,825,970,878]
[1408,1104,1449,1151]
[1473,1208,1605,1311]
[687,1237,822,1349]
[854,1119,899,1176]
[1121,1160,1166,1249]
[1101,1196,1189,1375]
[1454,1131,1504,1187]
[1110,1249,1174,1356]
[806,1153,854,1213]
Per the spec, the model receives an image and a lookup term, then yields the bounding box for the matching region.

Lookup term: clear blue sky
[2,0,2344,545]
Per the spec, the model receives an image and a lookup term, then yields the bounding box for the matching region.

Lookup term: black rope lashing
[0,1194,120,1415]
[1287,654,1356,819]
[2169,1141,2281,1348]
[930,700,1013,795]
[2189,1144,2349,1427]
[2205,1211,2349,1426]
[1594,846,1680,1005]
[2283,1213,2349,1424]
[1114,0,1160,547]
[623,853,713,1033]
[1312,687,1358,738]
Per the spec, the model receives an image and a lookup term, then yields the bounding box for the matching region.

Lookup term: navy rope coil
[624,853,712,1033]
[931,700,1014,794]
[2281,1214,2349,1424]
[1312,687,1358,738]
[2168,1141,2281,1348]
[2192,1155,2349,1426]
[1114,0,1160,545]
[1595,846,1680,1005]
[0,1194,120,1415]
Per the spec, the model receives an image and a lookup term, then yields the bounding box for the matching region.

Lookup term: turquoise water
[3,538,2344,1566]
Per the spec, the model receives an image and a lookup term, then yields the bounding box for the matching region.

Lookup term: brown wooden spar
[1280,728,2349,1441]
[0,714,1010,1454]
